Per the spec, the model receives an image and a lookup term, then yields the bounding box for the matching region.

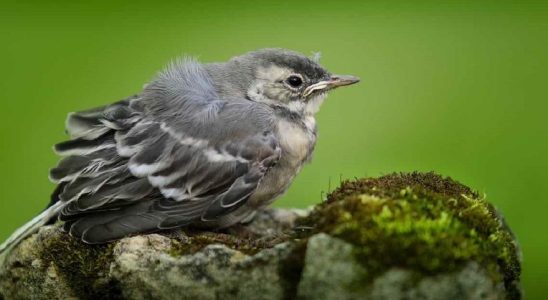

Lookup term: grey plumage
[0,48,359,254]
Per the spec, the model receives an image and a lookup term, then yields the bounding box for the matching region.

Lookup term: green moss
[297,172,521,299]
[38,227,122,299]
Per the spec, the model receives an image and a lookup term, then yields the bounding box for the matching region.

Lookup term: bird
[0,48,359,259]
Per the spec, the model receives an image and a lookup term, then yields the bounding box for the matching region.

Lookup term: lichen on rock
[0,172,521,300]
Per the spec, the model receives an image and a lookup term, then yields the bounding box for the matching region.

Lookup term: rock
[298,234,506,300]
[297,233,369,299]
[0,172,521,300]
[109,234,297,300]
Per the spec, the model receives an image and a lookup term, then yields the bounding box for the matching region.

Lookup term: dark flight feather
[46,59,281,243]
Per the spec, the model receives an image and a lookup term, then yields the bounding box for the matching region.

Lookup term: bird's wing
[50,59,281,243]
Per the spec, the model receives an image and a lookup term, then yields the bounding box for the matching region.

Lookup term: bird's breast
[246,117,317,209]
[276,118,316,164]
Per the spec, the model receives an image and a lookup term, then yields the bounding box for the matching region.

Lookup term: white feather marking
[148,169,186,187]
[49,173,77,183]
[161,188,189,201]
[114,121,157,157]
[65,112,110,140]
[114,131,141,157]
[70,127,110,140]
[116,143,139,157]
[129,160,169,177]
[54,143,116,156]
[82,159,106,174]
[100,119,121,130]
[204,149,248,163]
[159,122,208,147]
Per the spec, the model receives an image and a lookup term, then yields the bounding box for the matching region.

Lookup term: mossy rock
[296,172,521,299]
[0,172,521,300]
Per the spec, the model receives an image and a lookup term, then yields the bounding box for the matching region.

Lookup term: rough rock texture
[0,173,521,300]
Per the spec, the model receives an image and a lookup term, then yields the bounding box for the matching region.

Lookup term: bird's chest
[276,117,316,166]
[247,117,316,208]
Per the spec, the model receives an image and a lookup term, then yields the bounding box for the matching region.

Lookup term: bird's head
[214,48,359,116]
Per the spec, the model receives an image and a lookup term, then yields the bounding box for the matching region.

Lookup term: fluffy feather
[1,48,340,250]
[45,59,281,243]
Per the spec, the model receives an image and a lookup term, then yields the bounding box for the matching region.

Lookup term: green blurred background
[1,0,546,297]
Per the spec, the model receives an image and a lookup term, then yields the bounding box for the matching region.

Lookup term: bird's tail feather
[0,201,64,266]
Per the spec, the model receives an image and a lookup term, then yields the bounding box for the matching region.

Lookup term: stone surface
[0,209,304,300]
[0,173,521,300]
[297,234,507,300]
[297,233,368,299]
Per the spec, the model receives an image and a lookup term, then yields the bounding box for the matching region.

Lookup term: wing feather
[50,59,280,243]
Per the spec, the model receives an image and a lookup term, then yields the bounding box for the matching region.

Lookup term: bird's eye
[286,75,303,88]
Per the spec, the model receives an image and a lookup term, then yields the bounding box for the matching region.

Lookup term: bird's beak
[303,74,360,97]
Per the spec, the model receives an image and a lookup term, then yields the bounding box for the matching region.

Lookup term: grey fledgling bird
[0,48,358,257]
